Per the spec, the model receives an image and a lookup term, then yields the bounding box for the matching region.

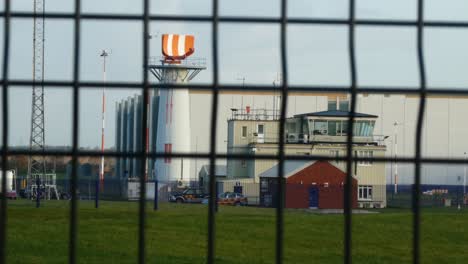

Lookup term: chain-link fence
[2,0,468,263]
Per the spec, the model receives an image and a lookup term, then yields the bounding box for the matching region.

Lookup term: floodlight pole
[145,33,159,181]
[464,152,467,196]
[99,50,109,192]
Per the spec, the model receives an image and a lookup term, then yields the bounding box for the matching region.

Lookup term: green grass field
[4,200,468,263]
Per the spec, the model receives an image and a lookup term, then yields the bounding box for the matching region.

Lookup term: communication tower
[148,34,206,186]
[27,0,59,200]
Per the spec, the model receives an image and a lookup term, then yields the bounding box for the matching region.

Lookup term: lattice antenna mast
[27,0,49,199]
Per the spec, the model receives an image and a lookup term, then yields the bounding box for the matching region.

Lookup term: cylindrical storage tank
[127,97,135,178]
[155,68,191,184]
[133,95,143,178]
[115,102,122,179]
[121,100,128,179]
[149,93,160,180]
[0,170,14,193]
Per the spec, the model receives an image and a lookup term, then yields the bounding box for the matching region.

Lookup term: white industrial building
[187,93,467,186]
[115,92,468,188]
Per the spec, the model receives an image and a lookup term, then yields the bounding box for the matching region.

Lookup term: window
[339,100,350,111]
[330,150,340,164]
[358,150,373,165]
[313,120,327,135]
[339,121,348,136]
[257,124,264,134]
[286,119,297,134]
[328,100,337,111]
[241,126,247,138]
[300,118,309,135]
[353,121,376,137]
[358,186,373,200]
[328,121,339,136]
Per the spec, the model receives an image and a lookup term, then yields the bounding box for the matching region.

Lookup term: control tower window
[314,120,327,135]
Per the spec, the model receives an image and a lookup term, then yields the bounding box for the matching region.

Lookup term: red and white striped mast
[99,50,109,191]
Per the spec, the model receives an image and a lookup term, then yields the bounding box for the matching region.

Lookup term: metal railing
[229,108,281,121]
[148,56,207,68]
[1,0,467,263]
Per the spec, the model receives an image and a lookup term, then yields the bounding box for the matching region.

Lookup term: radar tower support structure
[27,0,59,200]
[148,34,206,186]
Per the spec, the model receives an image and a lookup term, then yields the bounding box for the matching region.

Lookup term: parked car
[169,188,208,203]
[217,192,248,206]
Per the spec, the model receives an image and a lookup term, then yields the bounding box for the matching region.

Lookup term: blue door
[309,187,319,208]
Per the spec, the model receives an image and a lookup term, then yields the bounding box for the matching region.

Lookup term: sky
[2,0,468,148]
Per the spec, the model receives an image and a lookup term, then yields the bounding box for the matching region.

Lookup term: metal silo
[127,97,134,178]
[149,93,160,180]
[115,102,122,179]
[132,95,143,178]
[121,100,128,179]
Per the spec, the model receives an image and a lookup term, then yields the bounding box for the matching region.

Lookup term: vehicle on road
[217,192,248,206]
[169,188,208,203]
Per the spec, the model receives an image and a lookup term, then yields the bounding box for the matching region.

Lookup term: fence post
[215,181,218,213]
[95,179,99,209]
[154,180,158,211]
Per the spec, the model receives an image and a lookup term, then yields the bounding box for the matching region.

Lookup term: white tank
[155,68,192,183]
[0,170,15,193]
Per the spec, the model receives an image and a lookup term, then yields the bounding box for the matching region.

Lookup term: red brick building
[259,160,357,209]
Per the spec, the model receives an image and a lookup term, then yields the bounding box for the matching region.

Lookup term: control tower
[148,34,206,185]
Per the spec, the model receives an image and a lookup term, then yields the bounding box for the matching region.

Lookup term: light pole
[146,33,159,181]
[393,121,402,194]
[99,50,109,192]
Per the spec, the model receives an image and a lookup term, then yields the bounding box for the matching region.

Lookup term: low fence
[11,176,468,209]
[387,184,468,208]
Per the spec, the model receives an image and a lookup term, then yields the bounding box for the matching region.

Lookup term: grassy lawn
[4,200,468,263]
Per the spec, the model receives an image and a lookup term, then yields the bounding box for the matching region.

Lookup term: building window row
[358,150,373,165]
[287,120,375,137]
[358,185,373,200]
[241,125,265,138]
[330,150,340,164]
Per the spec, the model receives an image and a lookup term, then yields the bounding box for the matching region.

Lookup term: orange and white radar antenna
[162,34,195,62]
[147,34,205,186]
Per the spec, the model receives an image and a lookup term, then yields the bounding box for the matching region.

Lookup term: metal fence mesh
[1,0,468,263]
